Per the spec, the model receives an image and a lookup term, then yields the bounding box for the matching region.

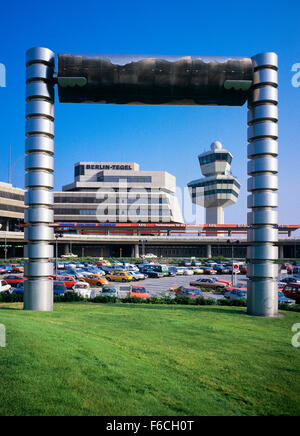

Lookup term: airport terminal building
[53,162,183,224]
[0,182,25,231]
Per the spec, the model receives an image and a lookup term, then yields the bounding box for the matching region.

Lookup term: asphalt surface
[131,273,245,299]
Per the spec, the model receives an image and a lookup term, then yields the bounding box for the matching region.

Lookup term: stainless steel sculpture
[24,48,279,316]
[24,48,55,311]
[247,53,279,317]
[57,54,253,106]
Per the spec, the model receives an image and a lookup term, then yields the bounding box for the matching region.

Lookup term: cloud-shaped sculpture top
[57,54,253,106]
[210,141,223,151]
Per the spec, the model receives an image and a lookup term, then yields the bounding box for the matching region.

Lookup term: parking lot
[128,273,245,299]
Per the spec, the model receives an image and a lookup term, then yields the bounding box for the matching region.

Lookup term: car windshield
[132,288,146,293]
[184,289,202,295]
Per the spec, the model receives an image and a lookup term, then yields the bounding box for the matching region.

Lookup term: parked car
[168,267,177,277]
[11,264,24,273]
[61,253,78,258]
[224,289,247,301]
[14,281,65,295]
[175,287,204,299]
[190,278,227,290]
[72,282,91,299]
[0,280,12,294]
[191,261,202,267]
[280,277,300,284]
[239,264,248,274]
[142,253,158,259]
[80,274,109,287]
[281,263,293,272]
[183,268,194,276]
[278,291,294,305]
[283,283,300,304]
[214,265,231,274]
[126,271,146,281]
[192,268,205,275]
[106,271,133,282]
[100,285,119,297]
[179,260,192,267]
[3,275,25,287]
[129,286,149,299]
[50,275,77,289]
[53,282,66,295]
[0,265,12,273]
[202,267,217,275]
[139,268,163,278]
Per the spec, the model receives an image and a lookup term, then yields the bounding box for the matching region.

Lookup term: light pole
[55,233,63,276]
[4,233,7,261]
[227,239,240,286]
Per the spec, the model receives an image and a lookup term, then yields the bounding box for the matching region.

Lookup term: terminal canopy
[57,54,253,106]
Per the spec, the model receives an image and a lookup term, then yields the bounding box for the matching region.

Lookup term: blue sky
[0,0,299,224]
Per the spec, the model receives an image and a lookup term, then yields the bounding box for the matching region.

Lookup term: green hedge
[1,291,300,312]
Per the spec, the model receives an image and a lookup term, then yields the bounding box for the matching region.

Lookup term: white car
[61,253,78,258]
[142,253,158,259]
[176,268,185,275]
[183,269,194,276]
[72,282,91,299]
[127,271,146,281]
[0,279,12,294]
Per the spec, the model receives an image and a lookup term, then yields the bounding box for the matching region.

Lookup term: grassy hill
[0,302,299,416]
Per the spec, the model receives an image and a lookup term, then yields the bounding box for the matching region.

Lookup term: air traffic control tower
[188,141,241,224]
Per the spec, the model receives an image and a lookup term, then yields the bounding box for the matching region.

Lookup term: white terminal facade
[53,162,183,223]
[188,141,241,224]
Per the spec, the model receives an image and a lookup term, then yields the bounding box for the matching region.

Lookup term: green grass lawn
[0,302,299,416]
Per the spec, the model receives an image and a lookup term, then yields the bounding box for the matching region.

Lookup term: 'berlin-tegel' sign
[86,164,132,170]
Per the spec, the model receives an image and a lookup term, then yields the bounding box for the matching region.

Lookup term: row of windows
[97,176,152,183]
[189,179,240,190]
[0,190,24,202]
[66,188,161,193]
[192,189,239,198]
[55,208,171,216]
[0,204,25,213]
[199,153,232,165]
[54,196,168,204]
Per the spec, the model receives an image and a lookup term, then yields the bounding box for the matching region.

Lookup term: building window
[198,153,232,165]
[74,165,85,178]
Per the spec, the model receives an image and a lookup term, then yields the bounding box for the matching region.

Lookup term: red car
[203,268,217,275]
[217,279,232,286]
[283,283,300,304]
[239,265,248,274]
[3,275,26,287]
[50,275,77,289]
[129,285,149,299]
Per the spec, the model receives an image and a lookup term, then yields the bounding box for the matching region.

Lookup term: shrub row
[1,291,300,312]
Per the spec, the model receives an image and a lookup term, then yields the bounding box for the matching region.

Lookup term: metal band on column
[24,47,55,311]
[247,52,279,317]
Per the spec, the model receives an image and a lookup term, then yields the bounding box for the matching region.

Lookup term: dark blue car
[14,281,65,296]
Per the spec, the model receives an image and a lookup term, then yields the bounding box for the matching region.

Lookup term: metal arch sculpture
[24,48,278,317]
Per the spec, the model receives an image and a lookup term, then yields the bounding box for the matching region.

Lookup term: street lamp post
[55,233,63,276]
[227,239,241,286]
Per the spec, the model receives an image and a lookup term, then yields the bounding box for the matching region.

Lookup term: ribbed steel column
[24,47,55,311]
[247,52,279,317]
